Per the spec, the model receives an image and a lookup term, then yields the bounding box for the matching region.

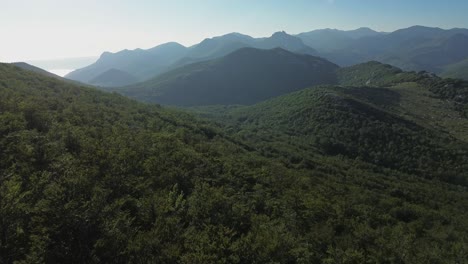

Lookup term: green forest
[1,61,468,263]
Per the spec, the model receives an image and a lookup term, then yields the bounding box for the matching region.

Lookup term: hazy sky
[1,0,468,62]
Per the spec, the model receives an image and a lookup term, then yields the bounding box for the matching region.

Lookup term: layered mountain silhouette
[66,31,316,86]
[66,42,188,85]
[317,26,468,75]
[113,48,338,106]
[65,26,468,88]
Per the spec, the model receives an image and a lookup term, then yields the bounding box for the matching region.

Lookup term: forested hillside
[2,62,468,263]
[195,85,468,184]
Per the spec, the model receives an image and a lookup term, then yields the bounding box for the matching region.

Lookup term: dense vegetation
[338,61,468,116]
[115,48,339,106]
[194,85,468,185]
[2,63,468,263]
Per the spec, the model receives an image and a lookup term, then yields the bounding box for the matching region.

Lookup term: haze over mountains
[65,26,468,87]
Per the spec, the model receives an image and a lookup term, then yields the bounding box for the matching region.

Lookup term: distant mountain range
[296,27,385,52]
[65,25,468,87]
[66,31,316,86]
[316,26,468,75]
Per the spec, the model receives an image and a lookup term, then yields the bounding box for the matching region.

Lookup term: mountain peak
[100,51,113,59]
[353,27,376,32]
[221,32,253,38]
[149,42,186,50]
[271,31,290,38]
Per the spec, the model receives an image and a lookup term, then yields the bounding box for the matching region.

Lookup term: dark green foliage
[337,61,421,86]
[198,86,468,185]
[116,48,339,106]
[2,63,468,263]
[337,61,468,116]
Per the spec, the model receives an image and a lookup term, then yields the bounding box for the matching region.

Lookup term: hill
[198,83,467,183]
[2,62,468,263]
[338,61,468,110]
[11,62,63,79]
[89,68,139,87]
[116,48,338,106]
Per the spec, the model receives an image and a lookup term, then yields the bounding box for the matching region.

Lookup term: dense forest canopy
[1,62,468,263]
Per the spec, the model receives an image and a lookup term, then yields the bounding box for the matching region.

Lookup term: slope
[441,58,468,80]
[11,62,64,79]
[196,84,468,184]
[116,48,339,106]
[338,61,468,117]
[2,63,468,263]
[89,68,139,87]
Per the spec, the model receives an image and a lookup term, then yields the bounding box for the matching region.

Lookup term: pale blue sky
[1,0,468,62]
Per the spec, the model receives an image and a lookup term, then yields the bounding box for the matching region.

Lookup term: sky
[1,0,468,62]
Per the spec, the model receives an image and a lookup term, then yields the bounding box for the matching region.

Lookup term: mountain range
[65,26,468,87]
[66,31,316,86]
